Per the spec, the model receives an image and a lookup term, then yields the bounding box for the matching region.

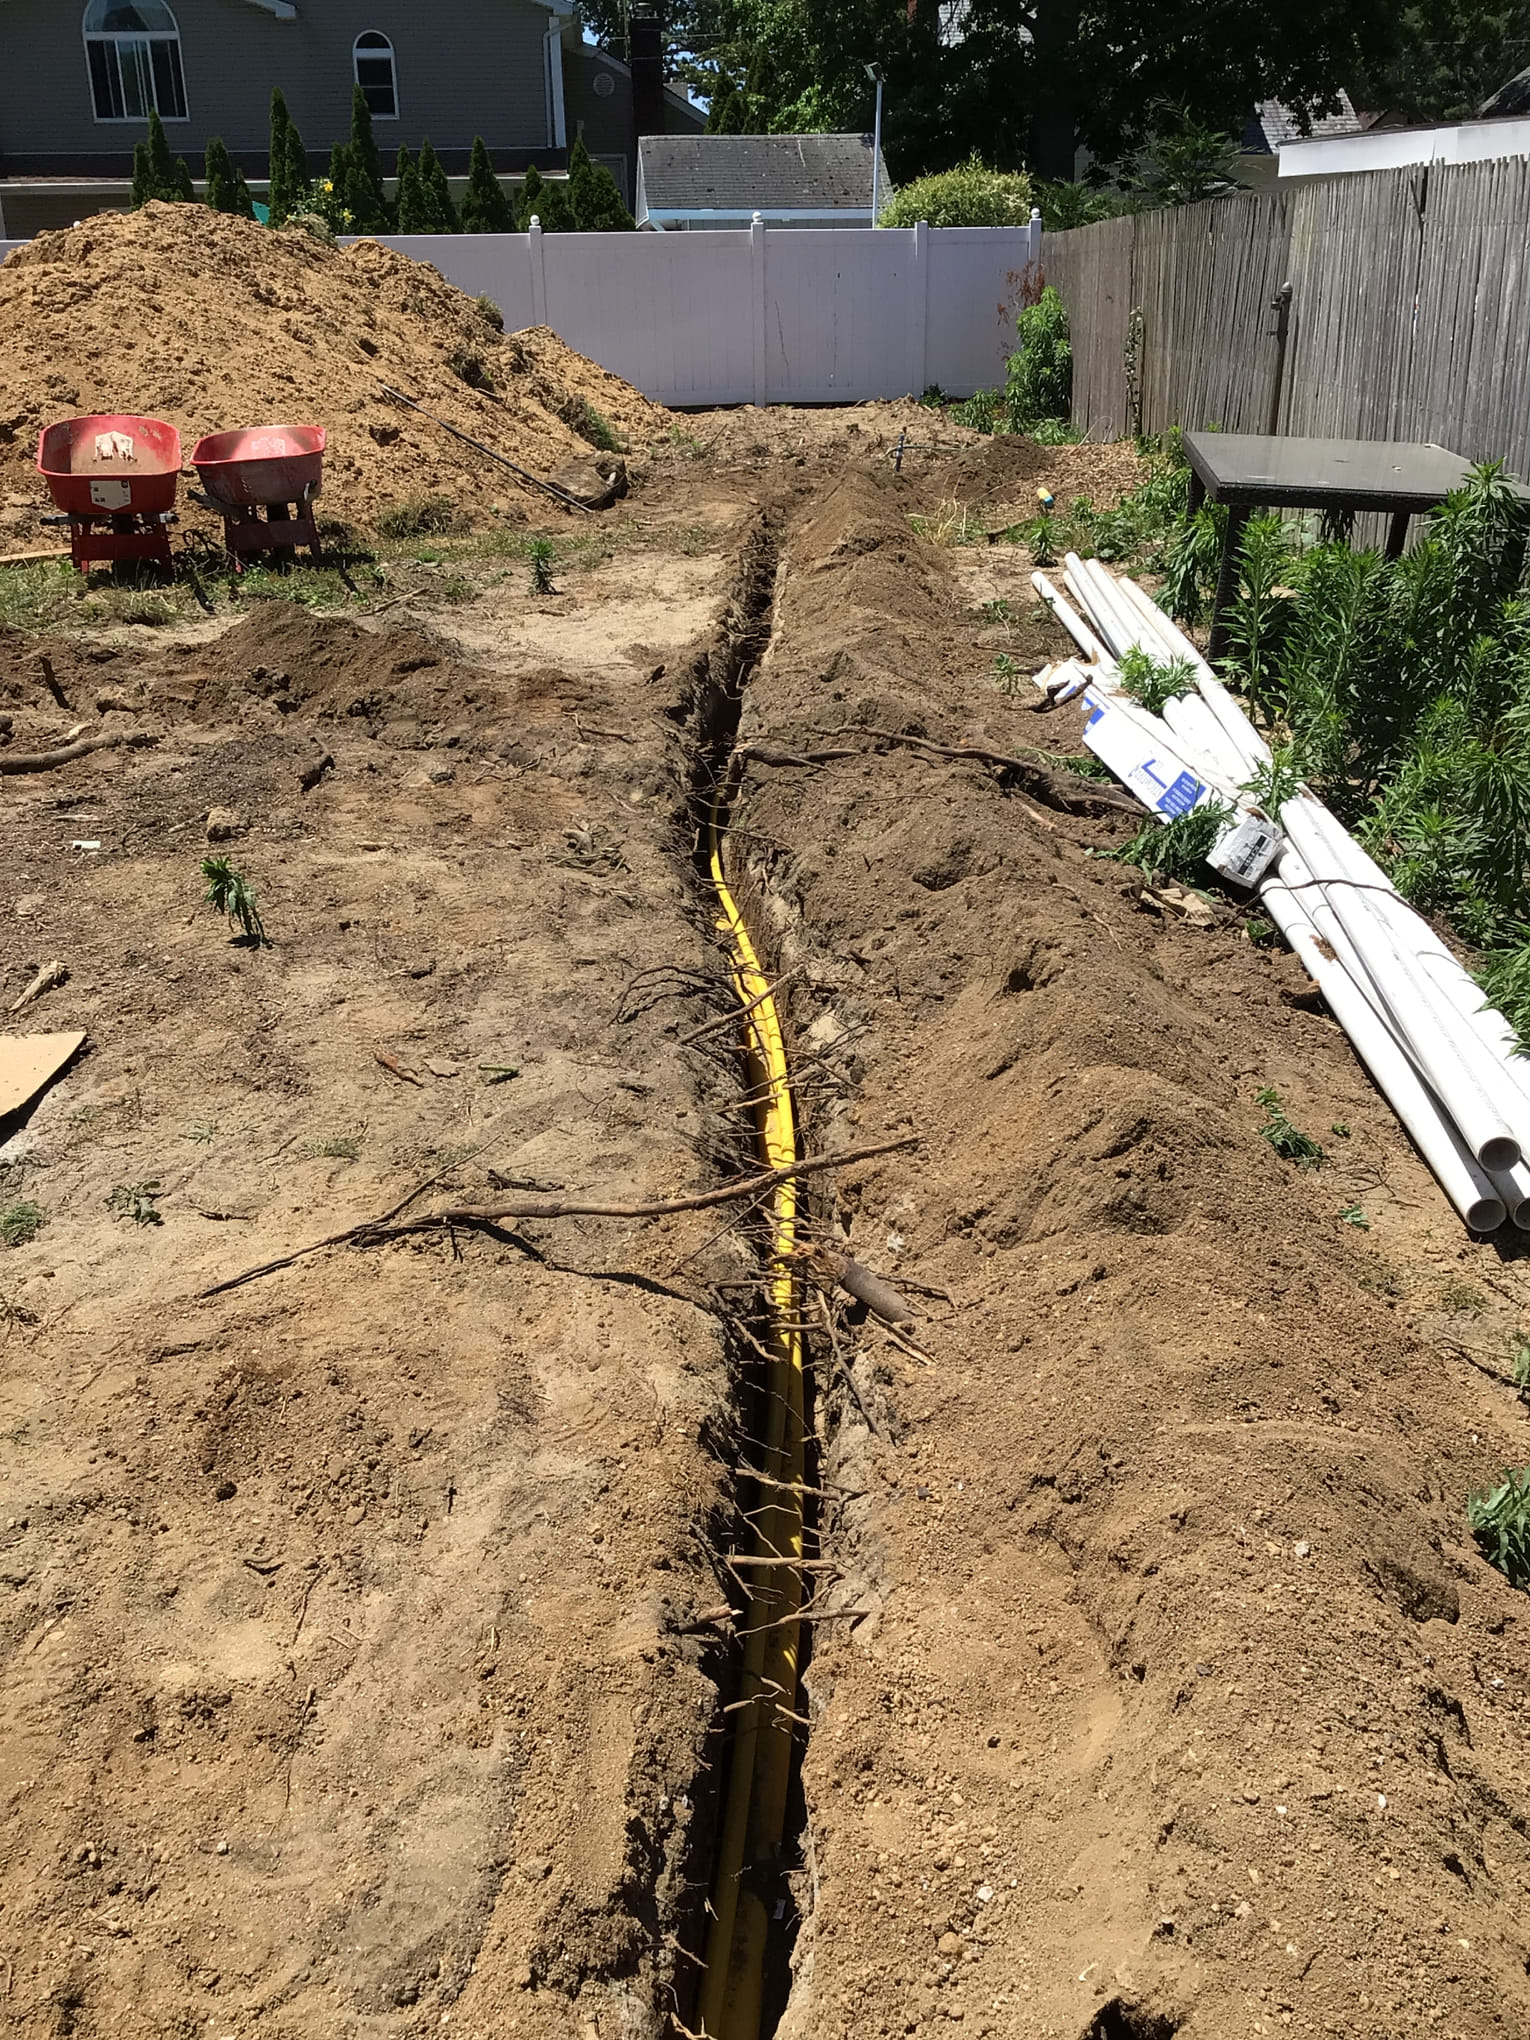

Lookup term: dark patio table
[1181,432,1525,660]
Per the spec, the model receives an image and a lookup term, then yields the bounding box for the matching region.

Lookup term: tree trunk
[1029,0,1082,181]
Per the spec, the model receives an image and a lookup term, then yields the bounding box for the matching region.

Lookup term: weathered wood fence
[1044,156,1530,478]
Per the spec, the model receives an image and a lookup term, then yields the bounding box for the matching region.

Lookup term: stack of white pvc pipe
[1032,552,1530,1236]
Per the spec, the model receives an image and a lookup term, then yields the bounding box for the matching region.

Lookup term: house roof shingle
[637,133,887,215]
[1246,91,1364,153]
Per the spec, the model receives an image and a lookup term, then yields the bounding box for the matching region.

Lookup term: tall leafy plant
[1217,468,1530,1018]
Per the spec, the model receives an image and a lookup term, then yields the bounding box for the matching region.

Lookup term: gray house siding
[0,0,557,173]
[563,47,636,207]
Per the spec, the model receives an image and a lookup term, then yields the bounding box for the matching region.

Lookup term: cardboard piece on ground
[0,1031,87,1119]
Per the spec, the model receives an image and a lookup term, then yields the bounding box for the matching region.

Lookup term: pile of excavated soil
[941,433,1146,511]
[0,204,665,534]
[724,468,1530,2040]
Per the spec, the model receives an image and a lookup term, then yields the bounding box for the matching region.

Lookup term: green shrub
[1005,286,1072,427]
[879,154,1032,229]
[1106,799,1231,882]
[0,1201,46,1249]
[449,348,494,392]
[1216,465,1530,963]
[1467,1466,1530,1588]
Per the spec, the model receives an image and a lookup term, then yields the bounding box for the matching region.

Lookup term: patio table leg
[1208,502,1251,664]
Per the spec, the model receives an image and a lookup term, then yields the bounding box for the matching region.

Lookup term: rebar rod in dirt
[376,383,595,513]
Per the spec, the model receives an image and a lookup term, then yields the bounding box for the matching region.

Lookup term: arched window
[354,32,398,119]
[83,1,187,122]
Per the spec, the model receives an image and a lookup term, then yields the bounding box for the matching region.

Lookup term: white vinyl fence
[4,220,1041,407]
[371,220,1041,406]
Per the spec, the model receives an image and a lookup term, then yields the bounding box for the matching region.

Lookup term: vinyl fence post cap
[752,210,763,224]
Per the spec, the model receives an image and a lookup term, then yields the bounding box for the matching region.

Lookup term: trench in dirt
[673,508,825,2040]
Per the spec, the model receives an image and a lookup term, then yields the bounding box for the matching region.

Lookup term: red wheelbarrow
[191,425,326,568]
[36,413,182,573]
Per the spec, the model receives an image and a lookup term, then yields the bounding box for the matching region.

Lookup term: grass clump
[299,1134,361,1161]
[108,1181,162,1226]
[575,401,623,454]
[376,495,459,540]
[1440,1279,1486,1316]
[911,497,983,547]
[0,1201,46,1249]
[202,855,267,947]
[0,560,83,632]
[1255,1086,1326,1170]
[474,293,505,331]
[448,347,494,392]
[1467,1466,1530,1588]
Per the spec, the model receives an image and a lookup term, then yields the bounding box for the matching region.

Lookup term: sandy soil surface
[2,415,1529,2040]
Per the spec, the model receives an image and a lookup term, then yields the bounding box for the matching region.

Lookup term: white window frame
[353,31,400,121]
[82,1,190,125]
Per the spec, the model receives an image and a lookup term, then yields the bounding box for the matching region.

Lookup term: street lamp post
[865,60,885,225]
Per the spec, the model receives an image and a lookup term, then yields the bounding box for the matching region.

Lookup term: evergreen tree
[204,137,255,217]
[567,137,634,229]
[461,136,516,231]
[344,156,382,233]
[131,109,194,204]
[283,113,309,207]
[395,146,430,232]
[418,139,458,231]
[705,76,737,132]
[153,108,192,201]
[268,88,302,223]
[347,83,391,230]
[533,174,575,231]
[130,140,155,209]
[515,163,543,230]
[515,162,575,231]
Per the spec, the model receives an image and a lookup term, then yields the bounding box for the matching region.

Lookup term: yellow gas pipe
[696,779,805,2040]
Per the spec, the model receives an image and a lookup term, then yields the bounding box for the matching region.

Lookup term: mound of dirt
[0,204,665,533]
[943,434,1145,512]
